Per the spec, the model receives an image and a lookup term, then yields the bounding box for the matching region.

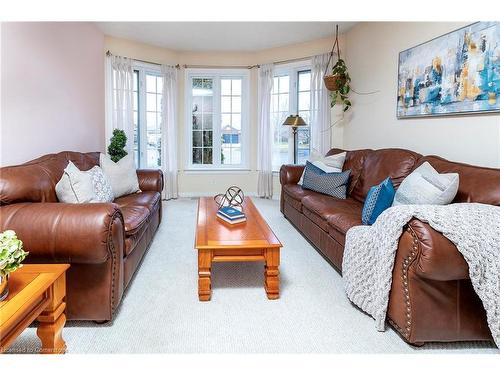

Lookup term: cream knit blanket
[342,203,500,347]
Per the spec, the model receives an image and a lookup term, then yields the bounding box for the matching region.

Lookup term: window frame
[184,68,250,171]
[271,61,311,172]
[132,61,163,169]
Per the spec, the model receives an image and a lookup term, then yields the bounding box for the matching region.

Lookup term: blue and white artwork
[397,22,500,118]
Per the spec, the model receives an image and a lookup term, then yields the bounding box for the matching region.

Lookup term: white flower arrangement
[0,230,28,277]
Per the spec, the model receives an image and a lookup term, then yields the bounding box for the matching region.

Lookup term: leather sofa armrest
[279,164,305,186]
[0,202,125,264]
[400,219,469,281]
[137,169,164,193]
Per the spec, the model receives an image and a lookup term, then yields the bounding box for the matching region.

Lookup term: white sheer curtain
[105,55,135,154]
[310,53,332,156]
[257,64,275,199]
[160,65,178,200]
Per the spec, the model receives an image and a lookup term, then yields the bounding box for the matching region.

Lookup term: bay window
[186,69,249,170]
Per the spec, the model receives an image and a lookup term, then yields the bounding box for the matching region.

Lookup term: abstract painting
[397,22,500,118]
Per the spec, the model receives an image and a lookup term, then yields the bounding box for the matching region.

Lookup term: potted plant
[327,59,352,112]
[323,25,352,112]
[108,129,128,162]
[0,230,28,301]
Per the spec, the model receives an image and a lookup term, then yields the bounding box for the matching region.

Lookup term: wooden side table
[0,264,70,354]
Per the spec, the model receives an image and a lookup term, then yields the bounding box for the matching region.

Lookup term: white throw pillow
[88,166,114,202]
[393,162,459,206]
[55,162,97,203]
[99,153,140,198]
[298,152,346,185]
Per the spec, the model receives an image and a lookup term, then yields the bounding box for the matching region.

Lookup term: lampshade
[282,115,306,127]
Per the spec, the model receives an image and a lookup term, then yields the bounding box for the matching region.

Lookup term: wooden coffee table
[0,264,69,354]
[195,197,282,301]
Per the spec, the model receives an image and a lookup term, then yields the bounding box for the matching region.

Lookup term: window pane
[232,79,242,95]
[221,96,231,113]
[231,147,241,165]
[231,97,241,113]
[298,71,311,92]
[146,93,156,111]
[273,77,279,93]
[192,131,202,147]
[157,77,163,93]
[147,134,160,169]
[203,148,213,164]
[221,79,231,95]
[202,79,213,89]
[221,145,230,165]
[203,96,213,113]
[203,130,212,147]
[203,114,213,130]
[157,95,162,111]
[298,91,310,112]
[279,76,289,93]
[271,95,278,113]
[221,114,231,129]
[147,112,156,130]
[232,114,241,130]
[192,96,202,113]
[192,114,202,130]
[133,71,139,91]
[146,75,156,93]
[279,94,289,112]
[193,148,202,164]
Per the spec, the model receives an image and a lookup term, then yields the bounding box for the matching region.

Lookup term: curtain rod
[106,50,336,70]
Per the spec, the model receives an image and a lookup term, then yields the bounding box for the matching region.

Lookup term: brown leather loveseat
[0,151,163,321]
[280,148,499,346]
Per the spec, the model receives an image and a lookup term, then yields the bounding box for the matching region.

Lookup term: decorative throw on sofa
[342,203,500,347]
[302,161,350,199]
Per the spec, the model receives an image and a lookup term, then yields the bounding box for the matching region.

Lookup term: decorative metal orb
[214,186,245,210]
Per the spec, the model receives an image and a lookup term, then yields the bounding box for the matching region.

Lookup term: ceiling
[96,22,356,52]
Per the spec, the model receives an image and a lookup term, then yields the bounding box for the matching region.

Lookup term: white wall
[0,22,105,166]
[343,22,500,168]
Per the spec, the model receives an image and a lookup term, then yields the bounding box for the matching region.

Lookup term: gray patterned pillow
[302,161,351,199]
[393,162,459,206]
[88,166,114,202]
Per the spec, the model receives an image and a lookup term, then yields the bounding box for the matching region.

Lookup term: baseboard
[178,192,280,200]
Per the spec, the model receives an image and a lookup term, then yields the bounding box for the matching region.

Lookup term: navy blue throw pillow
[302,161,350,199]
[361,177,396,225]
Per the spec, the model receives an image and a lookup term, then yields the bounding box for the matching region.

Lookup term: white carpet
[7,198,498,353]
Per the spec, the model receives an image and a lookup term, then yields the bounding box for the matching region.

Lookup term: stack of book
[217,206,246,224]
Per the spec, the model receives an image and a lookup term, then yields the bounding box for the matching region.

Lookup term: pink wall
[1,22,105,166]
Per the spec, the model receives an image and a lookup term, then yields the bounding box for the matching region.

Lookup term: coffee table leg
[264,248,280,299]
[36,274,67,354]
[198,249,212,301]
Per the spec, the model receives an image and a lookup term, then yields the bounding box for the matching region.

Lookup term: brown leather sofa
[0,151,163,321]
[280,147,499,346]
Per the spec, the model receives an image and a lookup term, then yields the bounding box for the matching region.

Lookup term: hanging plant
[324,25,352,112]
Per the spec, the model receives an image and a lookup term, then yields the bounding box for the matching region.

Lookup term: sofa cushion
[282,184,317,211]
[114,191,161,213]
[120,205,150,237]
[350,148,421,202]
[301,194,363,234]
